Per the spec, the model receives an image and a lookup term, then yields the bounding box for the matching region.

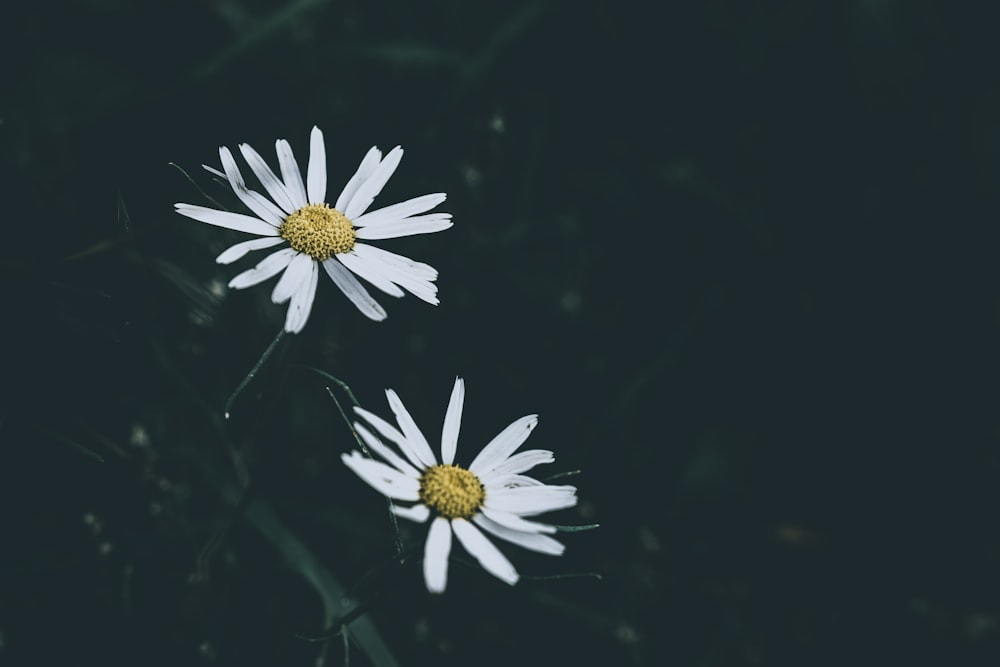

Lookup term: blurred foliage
[2,0,1000,665]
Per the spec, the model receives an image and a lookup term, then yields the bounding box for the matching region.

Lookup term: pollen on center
[279,203,356,261]
[419,464,486,520]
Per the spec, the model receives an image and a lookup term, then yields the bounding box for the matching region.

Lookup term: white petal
[393,503,430,523]
[354,422,421,478]
[473,514,565,556]
[468,415,539,477]
[348,245,439,304]
[354,215,453,240]
[216,237,286,264]
[423,517,452,594]
[440,377,465,465]
[275,138,308,208]
[283,259,318,333]
[354,407,426,472]
[341,451,420,500]
[480,507,557,534]
[477,450,554,485]
[306,126,327,204]
[321,258,388,321]
[352,193,447,227]
[271,252,313,304]
[345,146,403,219]
[336,250,406,298]
[335,147,382,213]
[385,388,438,468]
[228,248,297,289]
[491,474,544,488]
[175,203,278,236]
[451,519,519,586]
[485,485,577,516]
[240,143,296,213]
[349,244,437,280]
[202,164,226,179]
[219,147,285,226]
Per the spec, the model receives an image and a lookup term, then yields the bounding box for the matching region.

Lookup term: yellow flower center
[419,464,485,520]
[278,203,356,261]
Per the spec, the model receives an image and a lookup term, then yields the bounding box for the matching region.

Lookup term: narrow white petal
[354,216,453,240]
[354,422,421,478]
[202,164,226,179]
[335,147,382,213]
[341,451,420,500]
[321,258,388,321]
[306,126,327,204]
[349,245,439,304]
[228,248,297,289]
[468,415,539,477]
[283,259,318,333]
[345,146,404,219]
[477,450,554,485]
[452,519,519,586]
[440,377,465,465]
[393,503,430,523]
[352,193,447,227]
[275,138,308,208]
[480,507,557,534]
[219,147,285,226]
[386,388,438,468]
[215,237,286,264]
[349,244,437,280]
[473,514,565,556]
[240,143,296,213]
[423,517,452,594]
[336,250,406,298]
[485,485,577,516]
[271,252,313,304]
[175,203,278,236]
[354,407,426,471]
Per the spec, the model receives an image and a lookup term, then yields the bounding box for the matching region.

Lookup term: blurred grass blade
[169,162,228,210]
[225,329,286,420]
[552,523,600,533]
[44,431,105,463]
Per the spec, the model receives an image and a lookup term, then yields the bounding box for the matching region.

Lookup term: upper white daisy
[342,377,578,593]
[175,127,452,333]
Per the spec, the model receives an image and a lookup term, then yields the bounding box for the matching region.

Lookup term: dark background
[2,1,999,665]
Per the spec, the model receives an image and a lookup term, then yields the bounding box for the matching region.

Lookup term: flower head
[175,127,452,333]
[342,377,578,593]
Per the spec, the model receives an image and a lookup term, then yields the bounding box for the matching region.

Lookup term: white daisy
[174,127,452,333]
[342,377,578,593]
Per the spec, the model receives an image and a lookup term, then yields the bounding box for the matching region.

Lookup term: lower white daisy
[174,126,452,333]
[342,377,578,593]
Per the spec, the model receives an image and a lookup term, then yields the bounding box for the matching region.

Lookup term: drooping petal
[354,214,453,240]
[477,450,554,485]
[385,388,438,468]
[306,126,327,204]
[341,451,421,501]
[271,252,312,304]
[451,519,519,586]
[484,485,578,516]
[348,244,437,280]
[240,143,296,214]
[348,245,438,304]
[345,146,403,219]
[393,503,431,523]
[335,147,382,213]
[228,248,297,289]
[440,377,465,465]
[336,250,406,298]
[480,507,557,534]
[354,407,426,472]
[354,422,421,478]
[175,204,278,236]
[352,193,447,227]
[215,237,286,264]
[473,514,565,556]
[283,259,318,333]
[321,258,388,321]
[423,517,452,594]
[219,147,285,226]
[275,138,308,209]
[468,415,539,477]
